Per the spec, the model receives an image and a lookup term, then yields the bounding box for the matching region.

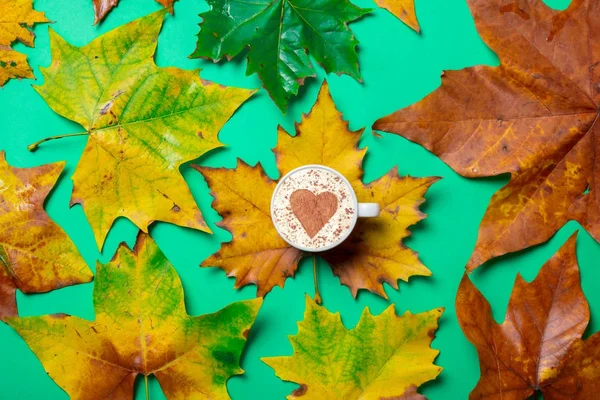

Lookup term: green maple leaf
[30,10,253,250]
[263,296,443,399]
[190,0,370,112]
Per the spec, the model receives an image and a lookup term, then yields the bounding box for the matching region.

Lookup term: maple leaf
[0,152,92,320]
[30,10,253,250]
[0,0,49,86]
[92,0,176,24]
[190,0,370,112]
[373,0,600,270]
[456,233,600,399]
[263,296,442,399]
[374,0,420,32]
[195,83,438,297]
[7,232,262,399]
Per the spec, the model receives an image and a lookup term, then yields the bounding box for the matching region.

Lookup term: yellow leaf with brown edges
[195,83,438,297]
[263,296,442,399]
[0,151,92,320]
[375,0,420,32]
[0,0,49,86]
[7,233,262,399]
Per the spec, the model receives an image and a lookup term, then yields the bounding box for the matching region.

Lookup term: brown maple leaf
[194,83,438,298]
[92,0,175,24]
[456,233,600,399]
[0,152,92,320]
[374,0,600,270]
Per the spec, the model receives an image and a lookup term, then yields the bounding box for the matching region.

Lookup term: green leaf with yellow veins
[263,296,443,399]
[30,10,254,250]
[7,233,262,399]
[190,0,370,112]
[0,152,92,320]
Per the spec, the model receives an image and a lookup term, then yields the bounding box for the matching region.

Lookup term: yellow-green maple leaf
[263,296,442,399]
[32,10,253,250]
[0,0,49,86]
[196,83,438,297]
[8,233,262,399]
[0,152,92,320]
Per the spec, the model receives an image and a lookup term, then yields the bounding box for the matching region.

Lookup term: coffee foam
[272,168,355,251]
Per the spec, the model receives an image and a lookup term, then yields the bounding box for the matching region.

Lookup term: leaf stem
[145,375,149,400]
[27,132,90,152]
[313,255,322,305]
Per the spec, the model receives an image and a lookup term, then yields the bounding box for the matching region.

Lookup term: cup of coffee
[271,165,380,252]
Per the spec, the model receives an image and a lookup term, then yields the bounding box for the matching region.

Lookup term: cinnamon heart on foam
[289,189,339,238]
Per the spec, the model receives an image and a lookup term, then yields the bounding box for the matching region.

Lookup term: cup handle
[358,203,380,218]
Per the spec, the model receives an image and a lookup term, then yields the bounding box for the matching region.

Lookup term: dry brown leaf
[456,233,600,399]
[374,0,600,270]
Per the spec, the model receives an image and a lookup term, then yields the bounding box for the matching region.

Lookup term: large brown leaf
[195,83,438,297]
[456,233,600,399]
[0,152,92,320]
[374,0,600,270]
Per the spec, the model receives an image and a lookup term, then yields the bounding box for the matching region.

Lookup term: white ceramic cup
[271,164,380,252]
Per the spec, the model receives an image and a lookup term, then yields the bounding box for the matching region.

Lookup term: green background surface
[0,0,597,398]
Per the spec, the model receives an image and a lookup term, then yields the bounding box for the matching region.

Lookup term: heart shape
[289,189,339,238]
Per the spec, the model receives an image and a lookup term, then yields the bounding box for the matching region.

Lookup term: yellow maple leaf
[0,151,92,320]
[0,0,49,86]
[263,296,442,399]
[195,83,439,297]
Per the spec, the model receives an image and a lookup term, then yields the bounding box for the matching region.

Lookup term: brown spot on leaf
[384,384,427,399]
[292,384,307,397]
[99,100,114,115]
[427,328,437,339]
